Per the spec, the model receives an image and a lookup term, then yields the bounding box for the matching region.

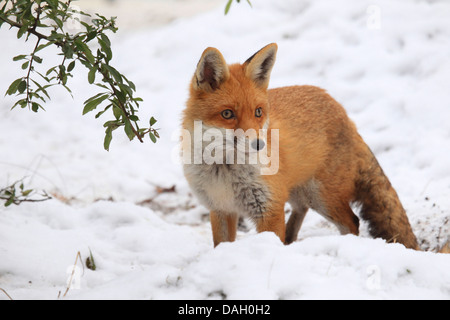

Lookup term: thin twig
[26,37,42,108]
[0,195,52,204]
[0,288,13,300]
[0,15,50,42]
[63,251,84,297]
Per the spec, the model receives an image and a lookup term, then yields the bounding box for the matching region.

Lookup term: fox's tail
[355,147,419,250]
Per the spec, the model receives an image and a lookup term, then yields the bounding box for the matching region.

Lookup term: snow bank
[0,0,449,300]
[1,201,448,299]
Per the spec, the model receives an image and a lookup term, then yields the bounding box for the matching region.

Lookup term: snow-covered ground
[1,0,449,300]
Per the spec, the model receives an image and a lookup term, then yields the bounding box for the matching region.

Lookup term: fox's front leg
[254,205,286,243]
[210,211,238,247]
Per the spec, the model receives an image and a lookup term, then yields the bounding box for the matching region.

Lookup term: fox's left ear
[244,43,278,90]
[194,47,230,92]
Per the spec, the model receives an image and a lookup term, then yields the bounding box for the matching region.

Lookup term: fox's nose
[251,139,266,151]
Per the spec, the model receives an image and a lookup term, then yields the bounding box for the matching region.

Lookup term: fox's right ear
[244,43,277,90]
[194,47,230,92]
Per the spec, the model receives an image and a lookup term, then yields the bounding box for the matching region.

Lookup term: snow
[1,0,449,300]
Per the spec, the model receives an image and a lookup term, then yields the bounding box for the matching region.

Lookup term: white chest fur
[184,163,270,219]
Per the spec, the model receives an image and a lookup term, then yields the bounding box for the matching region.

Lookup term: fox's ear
[244,43,278,90]
[194,47,230,92]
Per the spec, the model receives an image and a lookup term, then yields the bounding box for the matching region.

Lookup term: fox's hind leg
[323,202,360,236]
[285,204,308,244]
[287,180,360,242]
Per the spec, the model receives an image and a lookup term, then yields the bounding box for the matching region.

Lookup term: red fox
[182,43,419,250]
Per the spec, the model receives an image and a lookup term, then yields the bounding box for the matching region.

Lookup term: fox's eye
[221,109,235,119]
[255,107,263,118]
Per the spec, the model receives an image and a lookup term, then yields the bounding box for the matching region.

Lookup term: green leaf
[46,66,57,76]
[31,91,46,103]
[31,79,51,100]
[13,54,27,61]
[47,30,65,42]
[83,93,109,115]
[124,119,135,141]
[129,115,139,122]
[58,65,68,85]
[88,67,96,84]
[115,90,126,104]
[149,117,157,126]
[86,31,97,42]
[84,92,108,104]
[103,64,122,84]
[62,84,73,97]
[225,0,233,14]
[62,43,74,59]
[95,83,110,90]
[53,16,64,30]
[100,34,111,47]
[95,104,111,119]
[21,189,33,196]
[112,105,123,120]
[6,78,23,96]
[31,102,41,112]
[21,61,29,70]
[103,120,121,129]
[33,55,43,64]
[98,37,112,61]
[11,99,27,110]
[17,24,28,38]
[225,0,251,14]
[86,248,96,271]
[35,41,55,53]
[75,41,95,64]
[104,127,113,151]
[18,80,27,94]
[125,78,136,91]
[149,132,157,143]
[5,195,15,207]
[118,83,133,98]
[67,61,76,72]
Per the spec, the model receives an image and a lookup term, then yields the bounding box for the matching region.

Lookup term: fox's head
[183,44,278,160]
